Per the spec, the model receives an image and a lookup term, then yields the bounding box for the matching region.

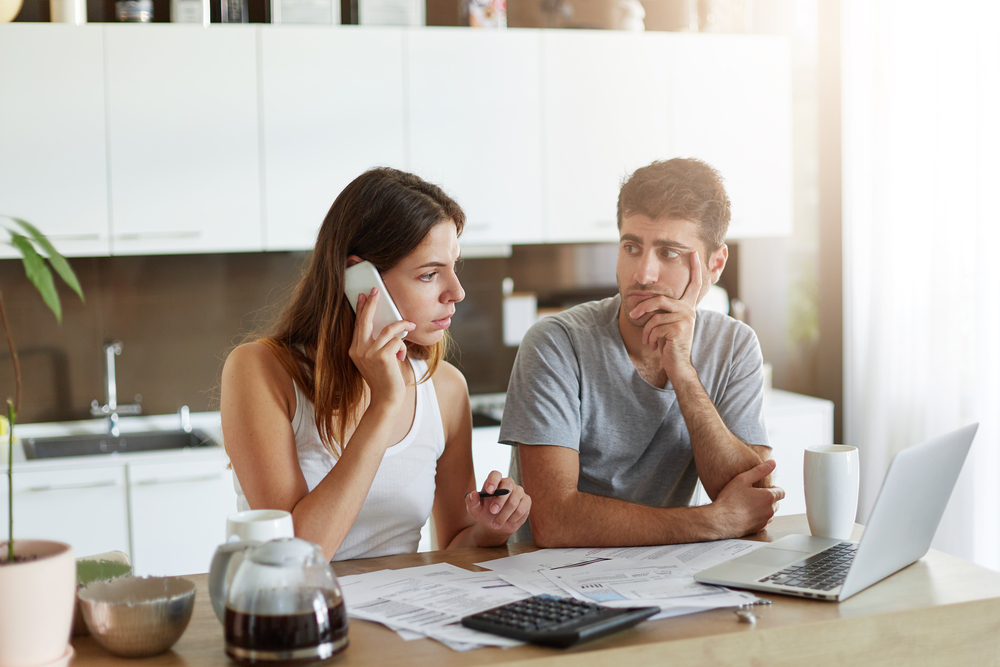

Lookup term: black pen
[477,489,510,498]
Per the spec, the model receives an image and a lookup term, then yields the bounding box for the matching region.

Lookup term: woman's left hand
[464,471,531,545]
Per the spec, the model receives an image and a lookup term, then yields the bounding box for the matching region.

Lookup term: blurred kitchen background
[5,0,999,573]
[1,1,835,428]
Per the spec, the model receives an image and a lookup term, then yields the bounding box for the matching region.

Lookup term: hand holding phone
[344,261,407,340]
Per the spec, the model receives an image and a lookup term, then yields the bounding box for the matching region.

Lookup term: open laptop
[695,423,979,601]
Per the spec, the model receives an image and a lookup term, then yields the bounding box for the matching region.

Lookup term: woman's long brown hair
[258,168,465,456]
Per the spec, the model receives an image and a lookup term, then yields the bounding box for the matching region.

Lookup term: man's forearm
[672,370,767,499]
[529,490,725,548]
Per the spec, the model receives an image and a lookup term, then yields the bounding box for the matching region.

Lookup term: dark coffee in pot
[224,590,348,666]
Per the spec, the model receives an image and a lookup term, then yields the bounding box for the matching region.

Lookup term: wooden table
[70,515,1000,666]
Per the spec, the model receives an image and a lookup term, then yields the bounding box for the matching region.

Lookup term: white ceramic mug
[804,445,860,540]
[226,509,294,543]
[50,0,86,23]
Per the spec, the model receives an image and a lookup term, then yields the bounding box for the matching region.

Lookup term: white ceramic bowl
[77,576,195,658]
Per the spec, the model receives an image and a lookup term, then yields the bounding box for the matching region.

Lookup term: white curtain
[843,0,1000,569]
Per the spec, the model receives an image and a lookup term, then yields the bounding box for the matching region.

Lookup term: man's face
[616,213,727,328]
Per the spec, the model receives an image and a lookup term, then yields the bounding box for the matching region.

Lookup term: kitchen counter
[1,411,225,471]
[1,412,234,576]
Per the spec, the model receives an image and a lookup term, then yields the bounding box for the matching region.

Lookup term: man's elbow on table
[516,443,587,547]
[528,510,565,549]
[524,499,576,548]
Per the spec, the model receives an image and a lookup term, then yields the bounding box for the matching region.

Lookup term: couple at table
[220,159,784,562]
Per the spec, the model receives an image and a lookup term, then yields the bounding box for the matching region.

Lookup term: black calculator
[460,595,659,648]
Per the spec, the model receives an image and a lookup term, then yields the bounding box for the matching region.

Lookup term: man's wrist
[688,503,726,541]
[665,362,700,389]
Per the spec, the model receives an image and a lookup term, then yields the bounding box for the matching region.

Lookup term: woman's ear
[346,255,363,269]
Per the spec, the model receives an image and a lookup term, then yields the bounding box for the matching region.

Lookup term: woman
[221,168,530,561]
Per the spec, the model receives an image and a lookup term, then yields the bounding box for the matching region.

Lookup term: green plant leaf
[10,235,62,324]
[77,559,133,585]
[11,218,84,302]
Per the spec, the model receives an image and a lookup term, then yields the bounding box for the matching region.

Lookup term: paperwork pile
[338,539,766,650]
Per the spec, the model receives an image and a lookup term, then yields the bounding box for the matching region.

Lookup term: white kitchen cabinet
[407,29,544,246]
[471,425,510,484]
[260,26,407,251]
[764,389,834,516]
[1,26,793,255]
[0,465,130,558]
[541,30,673,243]
[0,25,110,258]
[105,24,262,255]
[670,34,792,239]
[1,414,234,573]
[128,455,236,577]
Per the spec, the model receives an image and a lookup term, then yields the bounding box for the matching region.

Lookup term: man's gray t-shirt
[500,295,768,520]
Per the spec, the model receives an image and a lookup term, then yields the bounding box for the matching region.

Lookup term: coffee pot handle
[208,541,259,623]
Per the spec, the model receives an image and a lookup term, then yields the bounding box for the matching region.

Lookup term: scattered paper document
[535,558,759,620]
[342,540,768,651]
[496,570,572,597]
[542,563,711,603]
[490,539,766,572]
[342,562,530,649]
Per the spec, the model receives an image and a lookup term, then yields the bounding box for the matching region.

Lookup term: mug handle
[208,541,260,624]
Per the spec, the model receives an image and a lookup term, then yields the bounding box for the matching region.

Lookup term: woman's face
[380,221,465,347]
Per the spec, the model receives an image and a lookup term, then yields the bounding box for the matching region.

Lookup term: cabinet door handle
[133,473,225,486]
[46,233,103,241]
[24,480,119,492]
[114,231,202,240]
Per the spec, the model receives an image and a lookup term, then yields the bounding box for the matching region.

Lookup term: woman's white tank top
[233,358,446,560]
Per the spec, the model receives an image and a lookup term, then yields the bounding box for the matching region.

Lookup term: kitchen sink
[23,429,219,460]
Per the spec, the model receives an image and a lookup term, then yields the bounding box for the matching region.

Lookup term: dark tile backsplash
[0,243,627,424]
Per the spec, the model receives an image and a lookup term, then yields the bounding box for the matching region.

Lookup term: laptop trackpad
[739,548,811,568]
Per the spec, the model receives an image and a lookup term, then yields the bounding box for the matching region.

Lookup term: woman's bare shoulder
[227,341,271,363]
[223,342,296,408]
[431,360,470,430]
[226,342,285,375]
[432,360,469,397]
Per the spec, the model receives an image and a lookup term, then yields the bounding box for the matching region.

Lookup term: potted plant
[0,216,84,667]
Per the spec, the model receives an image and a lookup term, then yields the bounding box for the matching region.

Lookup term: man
[499,158,783,547]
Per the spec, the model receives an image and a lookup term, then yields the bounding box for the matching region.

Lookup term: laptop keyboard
[758,542,858,591]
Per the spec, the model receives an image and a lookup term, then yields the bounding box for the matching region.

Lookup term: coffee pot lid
[249,537,320,566]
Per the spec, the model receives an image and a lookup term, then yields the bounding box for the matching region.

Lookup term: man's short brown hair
[617,158,731,251]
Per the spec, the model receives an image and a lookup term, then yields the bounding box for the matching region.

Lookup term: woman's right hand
[348,288,415,408]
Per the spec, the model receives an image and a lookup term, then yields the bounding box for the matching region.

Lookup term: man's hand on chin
[627,251,703,383]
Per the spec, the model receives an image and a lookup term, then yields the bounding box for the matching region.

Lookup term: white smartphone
[344,261,407,340]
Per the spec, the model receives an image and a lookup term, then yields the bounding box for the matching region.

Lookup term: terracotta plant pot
[0,541,76,667]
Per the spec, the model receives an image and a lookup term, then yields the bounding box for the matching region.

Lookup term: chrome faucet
[178,404,192,433]
[91,340,142,436]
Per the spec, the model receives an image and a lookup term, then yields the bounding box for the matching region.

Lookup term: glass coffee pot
[209,538,348,665]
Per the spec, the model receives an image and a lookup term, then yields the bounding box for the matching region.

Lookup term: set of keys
[734,598,772,625]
